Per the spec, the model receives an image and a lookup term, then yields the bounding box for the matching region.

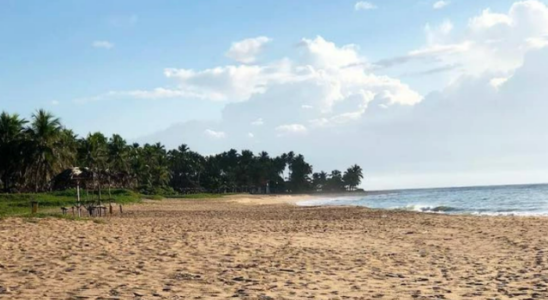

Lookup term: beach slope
[0,196,547,299]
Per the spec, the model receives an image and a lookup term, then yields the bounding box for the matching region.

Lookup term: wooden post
[77,181,81,218]
[31,201,38,214]
[109,203,113,215]
[71,206,75,216]
[119,204,123,216]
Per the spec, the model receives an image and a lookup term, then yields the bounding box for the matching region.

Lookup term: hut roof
[57,167,95,181]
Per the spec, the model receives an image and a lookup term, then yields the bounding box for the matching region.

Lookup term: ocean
[297,184,548,216]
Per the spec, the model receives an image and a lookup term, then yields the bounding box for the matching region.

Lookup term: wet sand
[1,195,548,299]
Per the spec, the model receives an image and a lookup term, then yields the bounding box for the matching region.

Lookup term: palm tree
[78,132,109,199]
[137,143,170,193]
[168,144,205,192]
[24,109,70,192]
[344,164,364,191]
[327,170,345,192]
[0,108,365,196]
[79,132,108,171]
[234,150,254,191]
[288,154,312,193]
[104,134,132,196]
[59,129,78,166]
[256,151,270,189]
[312,171,328,192]
[108,134,129,174]
[0,112,27,191]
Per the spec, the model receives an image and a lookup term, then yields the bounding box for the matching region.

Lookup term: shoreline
[223,193,548,218]
[225,194,317,205]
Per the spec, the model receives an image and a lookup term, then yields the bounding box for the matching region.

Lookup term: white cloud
[299,36,362,68]
[490,76,511,89]
[354,1,377,11]
[433,1,450,10]
[204,129,226,139]
[90,1,548,190]
[164,65,266,101]
[251,118,264,126]
[275,124,308,136]
[92,40,114,49]
[141,47,548,189]
[74,88,202,104]
[409,42,470,57]
[50,100,60,106]
[226,36,272,64]
[425,20,453,44]
[378,0,548,84]
[85,36,421,113]
[526,36,548,49]
[468,9,513,30]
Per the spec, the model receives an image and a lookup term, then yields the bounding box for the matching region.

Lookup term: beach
[1,195,548,299]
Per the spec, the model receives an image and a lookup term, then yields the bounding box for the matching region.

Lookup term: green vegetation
[0,190,232,217]
[0,109,364,213]
[0,189,141,217]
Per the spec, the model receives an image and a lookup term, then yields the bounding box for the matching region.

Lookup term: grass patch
[0,189,141,218]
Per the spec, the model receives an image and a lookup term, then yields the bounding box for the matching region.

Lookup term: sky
[2,0,548,190]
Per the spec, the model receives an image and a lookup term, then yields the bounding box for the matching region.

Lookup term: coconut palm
[0,109,366,195]
[79,132,108,172]
[24,109,71,191]
[312,171,328,191]
[288,154,312,192]
[0,112,27,191]
[343,164,364,191]
[325,169,345,192]
[168,144,205,192]
[78,132,109,199]
[108,134,129,174]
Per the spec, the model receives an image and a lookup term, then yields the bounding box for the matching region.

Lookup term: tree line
[0,110,364,194]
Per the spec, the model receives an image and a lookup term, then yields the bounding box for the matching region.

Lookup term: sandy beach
[1,195,548,299]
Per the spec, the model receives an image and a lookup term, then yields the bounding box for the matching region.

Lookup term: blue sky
[2,0,548,189]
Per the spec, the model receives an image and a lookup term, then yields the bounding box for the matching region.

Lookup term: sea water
[297,184,548,216]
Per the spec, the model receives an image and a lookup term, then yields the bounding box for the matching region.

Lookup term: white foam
[296,196,363,206]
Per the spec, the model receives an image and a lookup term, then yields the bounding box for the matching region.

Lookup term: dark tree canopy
[0,110,364,194]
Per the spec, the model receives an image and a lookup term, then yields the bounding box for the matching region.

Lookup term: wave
[423,205,461,212]
[296,196,364,206]
[297,197,548,217]
[393,204,462,213]
[394,205,547,215]
[470,210,548,216]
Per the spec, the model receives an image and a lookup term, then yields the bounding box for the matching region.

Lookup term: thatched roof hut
[51,167,95,190]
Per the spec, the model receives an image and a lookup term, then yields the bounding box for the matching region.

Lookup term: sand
[1,195,548,299]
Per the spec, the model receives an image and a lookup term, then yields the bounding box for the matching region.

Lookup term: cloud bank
[80,1,548,189]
